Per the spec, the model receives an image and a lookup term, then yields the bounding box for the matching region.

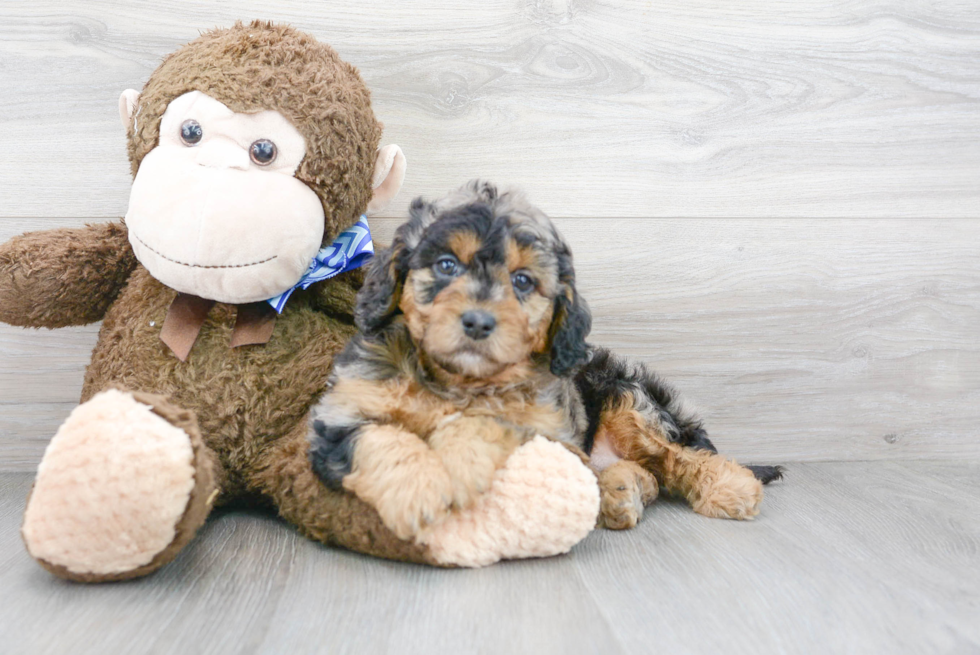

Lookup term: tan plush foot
[690,459,764,520]
[21,389,217,582]
[597,460,659,530]
[420,436,600,568]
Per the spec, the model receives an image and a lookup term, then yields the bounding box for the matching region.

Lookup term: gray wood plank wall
[1,1,978,471]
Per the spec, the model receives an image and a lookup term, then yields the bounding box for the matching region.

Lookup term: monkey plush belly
[81,267,355,484]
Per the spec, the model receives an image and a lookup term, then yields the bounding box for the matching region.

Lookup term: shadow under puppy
[310,181,782,540]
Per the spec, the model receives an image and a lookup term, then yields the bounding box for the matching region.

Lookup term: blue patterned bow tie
[266,217,374,313]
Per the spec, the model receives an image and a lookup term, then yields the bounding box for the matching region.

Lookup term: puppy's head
[356,181,591,380]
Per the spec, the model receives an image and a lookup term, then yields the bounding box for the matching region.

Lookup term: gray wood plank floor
[1,461,978,655]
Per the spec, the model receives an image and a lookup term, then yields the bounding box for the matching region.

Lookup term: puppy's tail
[746,465,785,485]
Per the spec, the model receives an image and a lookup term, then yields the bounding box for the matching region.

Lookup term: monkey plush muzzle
[126,91,324,305]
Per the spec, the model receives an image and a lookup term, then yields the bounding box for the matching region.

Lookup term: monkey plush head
[119,21,405,304]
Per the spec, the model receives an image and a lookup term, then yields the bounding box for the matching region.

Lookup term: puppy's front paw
[345,465,454,541]
[428,416,519,511]
[692,460,763,520]
[323,423,457,541]
[443,449,500,511]
[597,461,659,530]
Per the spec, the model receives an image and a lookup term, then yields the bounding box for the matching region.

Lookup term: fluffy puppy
[310,181,781,540]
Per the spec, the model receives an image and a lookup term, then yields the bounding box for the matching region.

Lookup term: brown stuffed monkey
[1,22,598,581]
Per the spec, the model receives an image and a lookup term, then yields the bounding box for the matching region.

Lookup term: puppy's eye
[180,120,203,146]
[434,256,460,277]
[512,271,535,293]
[250,139,277,165]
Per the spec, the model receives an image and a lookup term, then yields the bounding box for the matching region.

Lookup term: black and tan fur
[310,181,782,539]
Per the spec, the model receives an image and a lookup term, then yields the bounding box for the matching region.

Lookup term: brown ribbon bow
[160,293,277,362]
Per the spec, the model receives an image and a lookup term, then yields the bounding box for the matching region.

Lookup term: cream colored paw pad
[421,436,600,568]
[22,389,196,575]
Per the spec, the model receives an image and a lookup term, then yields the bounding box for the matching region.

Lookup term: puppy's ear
[549,287,592,376]
[542,228,592,377]
[546,228,592,376]
[355,244,407,333]
[355,196,438,333]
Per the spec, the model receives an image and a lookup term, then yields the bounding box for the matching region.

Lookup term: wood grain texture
[1,461,978,654]
[2,217,978,470]
[1,0,980,219]
[572,460,980,655]
[2,4,979,652]
[1,2,979,468]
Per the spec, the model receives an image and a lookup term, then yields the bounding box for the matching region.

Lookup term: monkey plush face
[126,91,325,304]
[118,22,406,305]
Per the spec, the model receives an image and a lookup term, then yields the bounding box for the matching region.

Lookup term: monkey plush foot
[21,389,217,582]
[419,437,600,567]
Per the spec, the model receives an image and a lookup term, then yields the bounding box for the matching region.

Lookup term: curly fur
[311,181,782,537]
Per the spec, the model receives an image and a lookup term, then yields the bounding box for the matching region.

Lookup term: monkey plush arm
[0,221,137,328]
[307,268,365,322]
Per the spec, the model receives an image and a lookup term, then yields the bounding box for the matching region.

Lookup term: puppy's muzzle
[461,310,496,341]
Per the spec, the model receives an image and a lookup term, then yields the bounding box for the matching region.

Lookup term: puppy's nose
[461,310,496,340]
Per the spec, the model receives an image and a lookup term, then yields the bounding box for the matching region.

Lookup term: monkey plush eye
[434,256,460,277]
[180,120,203,145]
[250,139,278,166]
[512,271,535,293]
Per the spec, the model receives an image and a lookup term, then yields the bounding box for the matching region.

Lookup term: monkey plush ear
[118,89,141,130]
[366,145,407,216]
